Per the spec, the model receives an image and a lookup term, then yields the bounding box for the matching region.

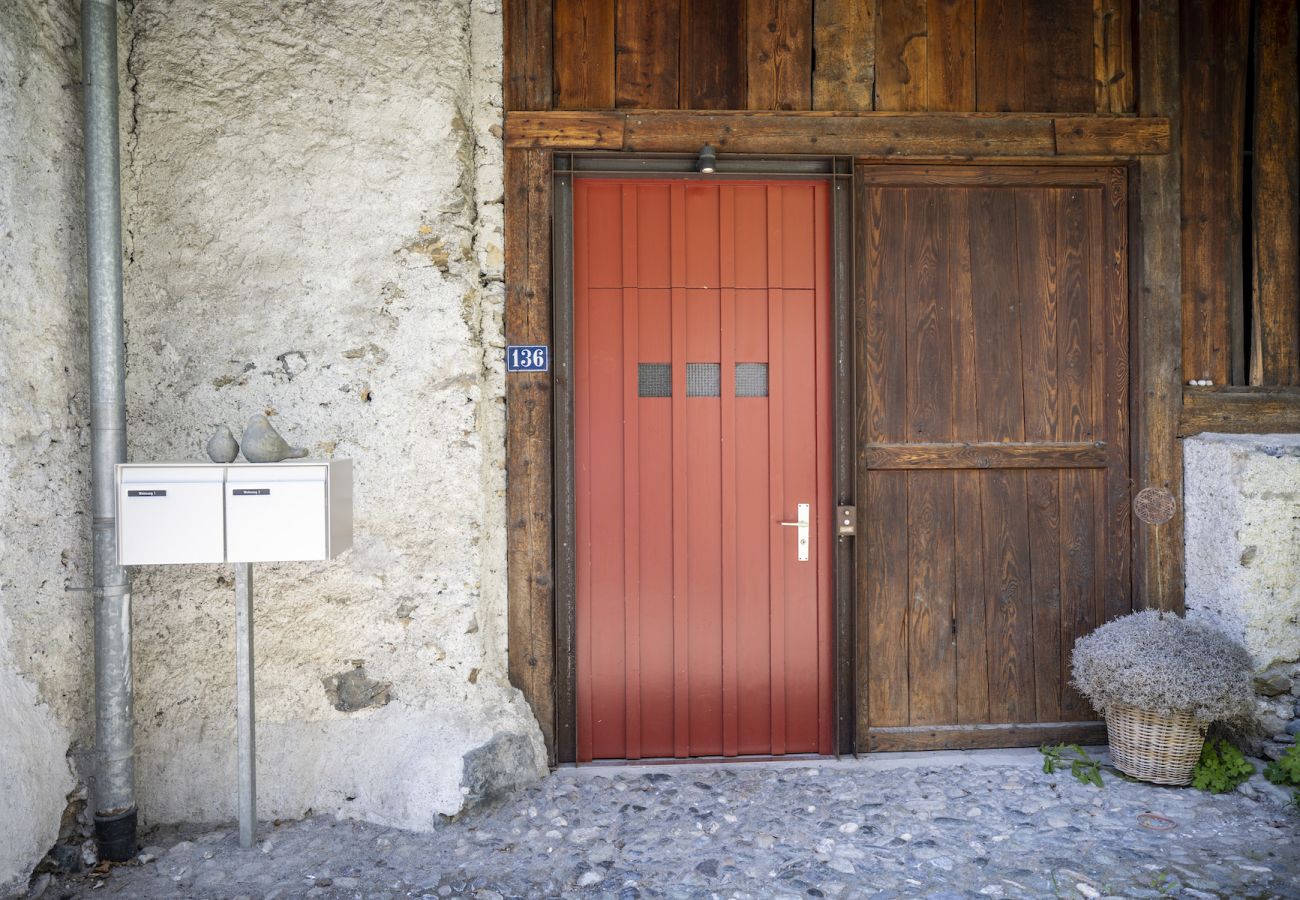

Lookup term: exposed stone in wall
[0,0,89,890]
[1185,433,1300,752]
[120,0,544,830]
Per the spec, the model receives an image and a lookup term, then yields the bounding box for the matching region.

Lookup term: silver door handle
[778,503,810,561]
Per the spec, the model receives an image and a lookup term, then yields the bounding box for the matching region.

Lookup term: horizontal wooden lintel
[861,441,1107,470]
[866,721,1106,752]
[505,111,1170,158]
[1179,387,1300,436]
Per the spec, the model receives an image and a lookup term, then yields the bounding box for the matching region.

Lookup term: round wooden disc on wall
[1133,487,1177,526]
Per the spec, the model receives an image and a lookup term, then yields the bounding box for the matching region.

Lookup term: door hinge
[836,505,857,536]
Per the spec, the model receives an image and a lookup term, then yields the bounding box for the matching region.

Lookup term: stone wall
[1185,433,1300,753]
[0,0,90,891]
[118,0,545,831]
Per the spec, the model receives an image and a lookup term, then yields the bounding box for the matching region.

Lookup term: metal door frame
[551,153,855,763]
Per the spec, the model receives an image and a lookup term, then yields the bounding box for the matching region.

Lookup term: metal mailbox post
[116,460,353,848]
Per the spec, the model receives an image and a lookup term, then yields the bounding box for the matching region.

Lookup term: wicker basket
[1106,704,1208,785]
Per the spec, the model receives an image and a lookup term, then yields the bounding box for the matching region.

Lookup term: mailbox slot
[118,466,226,565]
[225,466,328,562]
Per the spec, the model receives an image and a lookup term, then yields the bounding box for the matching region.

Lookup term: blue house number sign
[507,344,549,373]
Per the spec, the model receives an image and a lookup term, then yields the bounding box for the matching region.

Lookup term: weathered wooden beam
[861,441,1108,470]
[503,0,552,111]
[1094,0,1135,113]
[1251,0,1300,387]
[506,111,626,149]
[746,0,813,110]
[504,148,557,762]
[506,110,1171,157]
[812,0,876,111]
[1134,0,1183,613]
[1180,387,1300,436]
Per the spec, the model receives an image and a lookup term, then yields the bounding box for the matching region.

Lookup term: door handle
[778,503,810,562]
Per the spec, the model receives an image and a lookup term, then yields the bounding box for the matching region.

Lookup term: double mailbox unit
[116,460,352,565]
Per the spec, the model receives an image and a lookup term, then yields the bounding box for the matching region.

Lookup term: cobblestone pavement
[40,750,1299,899]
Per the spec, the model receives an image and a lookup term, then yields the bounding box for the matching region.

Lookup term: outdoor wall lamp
[697,144,717,174]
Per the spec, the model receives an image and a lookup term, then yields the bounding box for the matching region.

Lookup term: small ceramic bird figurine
[240,414,308,463]
[205,425,240,463]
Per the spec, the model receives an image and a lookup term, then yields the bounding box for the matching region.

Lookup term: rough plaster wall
[121,0,544,830]
[1185,433,1300,734]
[0,0,87,891]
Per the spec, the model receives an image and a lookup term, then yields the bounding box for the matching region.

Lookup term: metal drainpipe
[82,0,137,862]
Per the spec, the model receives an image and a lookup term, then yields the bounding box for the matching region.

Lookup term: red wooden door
[856,166,1132,751]
[573,178,834,761]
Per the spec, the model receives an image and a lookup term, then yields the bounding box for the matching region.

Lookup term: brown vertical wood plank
[682,0,748,108]
[862,186,911,730]
[946,188,989,724]
[1180,0,1248,386]
[747,0,814,109]
[505,148,556,761]
[1057,185,1100,719]
[904,189,957,725]
[875,0,928,110]
[926,0,975,111]
[813,0,877,110]
[1024,0,1094,112]
[969,186,1035,724]
[505,0,554,111]
[1014,188,1063,724]
[1101,168,1133,623]
[1094,0,1134,112]
[975,0,1026,111]
[555,0,616,109]
[616,0,681,108]
[1135,0,1184,613]
[1252,0,1300,386]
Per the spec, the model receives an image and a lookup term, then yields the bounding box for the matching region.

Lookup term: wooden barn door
[573,178,834,761]
[856,166,1131,751]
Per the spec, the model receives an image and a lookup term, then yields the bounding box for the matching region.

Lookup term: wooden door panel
[856,166,1131,751]
[575,179,833,761]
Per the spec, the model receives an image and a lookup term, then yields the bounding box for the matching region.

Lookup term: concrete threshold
[555,746,1112,778]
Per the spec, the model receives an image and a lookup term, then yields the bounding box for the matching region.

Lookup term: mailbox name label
[506,344,549,372]
[127,489,167,498]
[232,488,271,496]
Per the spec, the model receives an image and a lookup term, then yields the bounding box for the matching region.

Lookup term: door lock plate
[779,503,811,561]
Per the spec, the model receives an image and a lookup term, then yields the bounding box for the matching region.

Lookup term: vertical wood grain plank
[504,0,554,111]
[1094,0,1134,113]
[1252,0,1300,386]
[813,0,877,110]
[969,186,1035,724]
[904,188,957,725]
[505,148,556,761]
[862,186,910,730]
[947,187,989,725]
[975,0,1026,111]
[616,0,682,108]
[747,0,814,109]
[927,0,975,111]
[682,0,748,108]
[875,0,928,110]
[1135,0,1184,613]
[1014,188,1063,724]
[1180,0,1248,386]
[1101,168,1133,623]
[1025,0,1094,112]
[555,0,616,109]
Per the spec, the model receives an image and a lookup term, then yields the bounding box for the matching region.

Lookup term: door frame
[550,153,856,763]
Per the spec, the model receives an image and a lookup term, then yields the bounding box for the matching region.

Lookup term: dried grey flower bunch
[1071,610,1254,723]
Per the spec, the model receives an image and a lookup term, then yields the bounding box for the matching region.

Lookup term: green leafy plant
[1041,743,1104,787]
[1264,743,1300,787]
[1191,738,1254,793]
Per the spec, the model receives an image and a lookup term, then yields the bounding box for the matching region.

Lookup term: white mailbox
[115,460,352,565]
[225,460,352,563]
[118,465,226,565]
